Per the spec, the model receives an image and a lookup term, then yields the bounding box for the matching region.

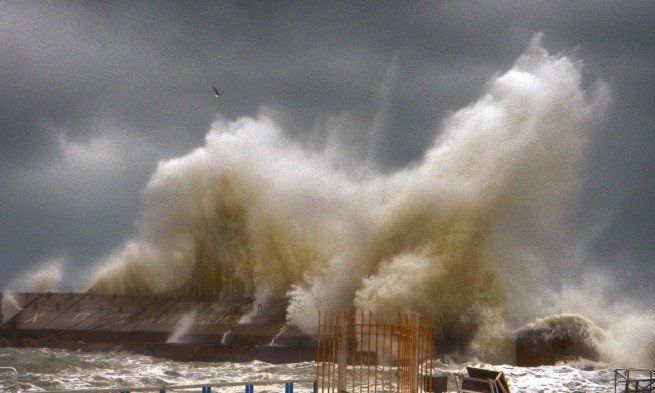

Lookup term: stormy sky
[1,1,653,296]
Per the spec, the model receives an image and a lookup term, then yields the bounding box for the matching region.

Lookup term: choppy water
[434,361,615,393]
[0,348,616,392]
[0,348,315,392]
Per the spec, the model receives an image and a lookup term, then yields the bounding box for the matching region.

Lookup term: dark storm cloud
[0,1,653,292]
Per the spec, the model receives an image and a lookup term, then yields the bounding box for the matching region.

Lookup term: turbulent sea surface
[0,348,615,392]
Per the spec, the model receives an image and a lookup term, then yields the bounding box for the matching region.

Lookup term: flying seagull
[212,85,222,98]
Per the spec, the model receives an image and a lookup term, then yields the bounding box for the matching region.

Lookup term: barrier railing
[15,378,316,393]
[0,367,19,392]
[615,369,655,393]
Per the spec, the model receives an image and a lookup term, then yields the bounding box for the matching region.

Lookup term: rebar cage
[316,310,435,393]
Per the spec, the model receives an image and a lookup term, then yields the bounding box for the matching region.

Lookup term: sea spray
[600,314,655,368]
[166,309,198,344]
[1,291,22,324]
[12,257,66,293]
[3,259,66,323]
[220,329,231,345]
[269,325,289,346]
[86,35,644,364]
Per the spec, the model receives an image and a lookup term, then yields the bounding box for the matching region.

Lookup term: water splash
[269,325,289,347]
[220,329,231,345]
[12,257,67,293]
[83,35,655,366]
[166,309,198,344]
[1,291,22,324]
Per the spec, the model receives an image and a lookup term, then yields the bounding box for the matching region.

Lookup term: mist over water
[86,35,653,366]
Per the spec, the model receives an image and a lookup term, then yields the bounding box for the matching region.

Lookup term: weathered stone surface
[515,327,600,366]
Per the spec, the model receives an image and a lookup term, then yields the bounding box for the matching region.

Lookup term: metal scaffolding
[615,369,655,392]
[316,310,435,393]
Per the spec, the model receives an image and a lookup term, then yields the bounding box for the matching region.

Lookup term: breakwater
[0,292,313,363]
[1,292,604,366]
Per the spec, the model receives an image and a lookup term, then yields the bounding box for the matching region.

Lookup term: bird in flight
[212,85,222,98]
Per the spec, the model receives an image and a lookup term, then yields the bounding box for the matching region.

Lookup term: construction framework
[615,369,655,393]
[316,310,435,393]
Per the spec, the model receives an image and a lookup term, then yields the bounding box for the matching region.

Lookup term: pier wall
[0,292,313,363]
[2,292,598,365]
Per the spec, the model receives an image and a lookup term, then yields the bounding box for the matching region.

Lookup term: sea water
[0,348,615,392]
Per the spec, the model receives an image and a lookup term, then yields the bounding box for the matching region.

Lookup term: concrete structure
[0,292,313,363]
[2,292,601,366]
